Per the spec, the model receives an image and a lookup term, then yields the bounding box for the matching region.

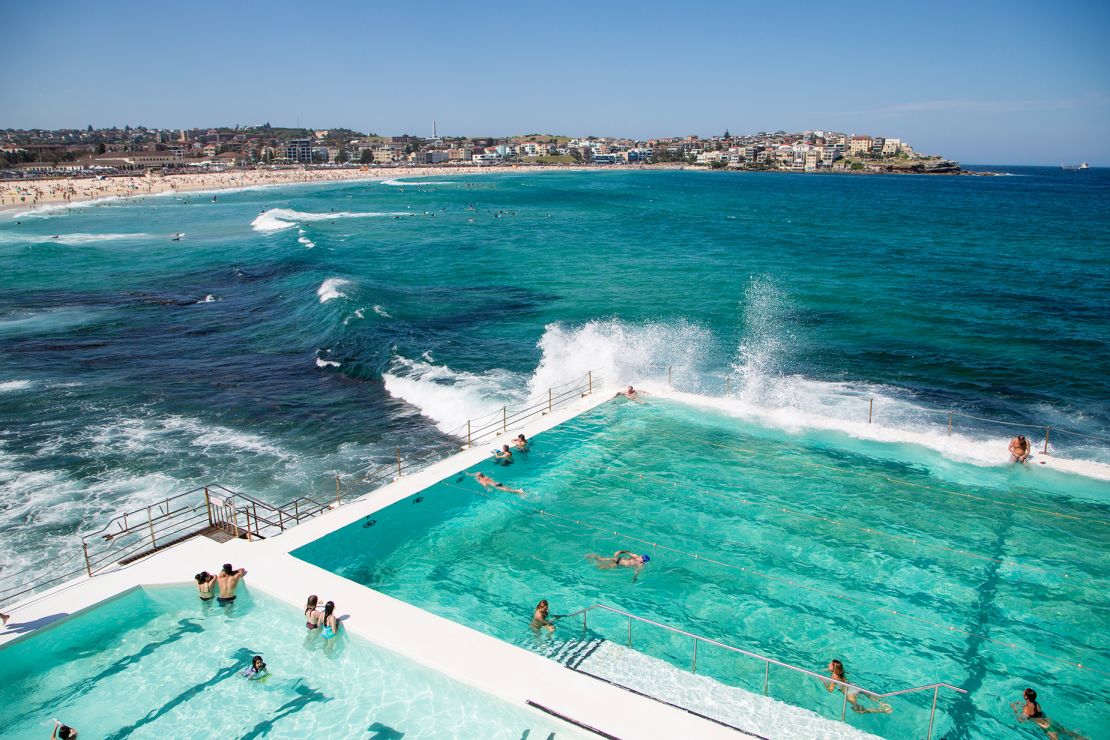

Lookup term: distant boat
[1061,162,1089,170]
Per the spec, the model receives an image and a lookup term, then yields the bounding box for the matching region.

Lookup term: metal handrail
[562,603,965,739]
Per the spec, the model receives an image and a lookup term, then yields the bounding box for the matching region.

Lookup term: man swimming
[587,550,650,581]
[616,385,645,403]
[215,563,247,604]
[1009,435,1032,463]
[467,471,525,495]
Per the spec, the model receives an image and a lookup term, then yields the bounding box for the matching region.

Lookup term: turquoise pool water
[293,397,1110,739]
[0,586,577,739]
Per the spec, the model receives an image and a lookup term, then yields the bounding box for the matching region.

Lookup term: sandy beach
[0,164,677,213]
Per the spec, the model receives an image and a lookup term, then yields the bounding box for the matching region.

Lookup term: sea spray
[317,278,351,303]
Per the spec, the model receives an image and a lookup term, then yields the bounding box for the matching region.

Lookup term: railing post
[763,661,769,694]
[668,365,672,386]
[627,616,633,647]
[396,447,402,477]
[692,637,698,673]
[926,685,939,740]
[467,420,472,447]
[1043,426,1051,454]
[83,541,93,577]
[147,506,157,549]
[294,498,301,523]
[588,371,592,395]
[502,406,507,434]
[548,388,552,414]
[868,398,873,423]
[204,486,213,526]
[278,507,284,531]
[725,375,730,395]
[252,502,259,537]
[948,412,953,436]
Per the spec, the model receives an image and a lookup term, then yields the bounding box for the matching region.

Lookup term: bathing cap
[641,554,650,563]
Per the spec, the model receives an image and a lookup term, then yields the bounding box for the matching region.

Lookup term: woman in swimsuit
[530,599,556,633]
[823,659,892,714]
[304,594,320,630]
[321,601,340,640]
[194,571,215,601]
[1015,688,1089,740]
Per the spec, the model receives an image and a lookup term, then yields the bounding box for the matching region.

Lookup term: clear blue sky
[3,0,1108,165]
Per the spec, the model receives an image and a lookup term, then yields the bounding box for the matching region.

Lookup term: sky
[2,0,1108,165]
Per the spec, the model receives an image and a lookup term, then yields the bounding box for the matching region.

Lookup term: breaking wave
[381,178,459,187]
[251,208,413,233]
[317,278,351,303]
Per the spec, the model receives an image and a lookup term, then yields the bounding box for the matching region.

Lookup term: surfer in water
[467,471,525,495]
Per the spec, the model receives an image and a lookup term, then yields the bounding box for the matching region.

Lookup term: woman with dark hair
[530,599,556,633]
[823,659,892,714]
[1015,688,1089,739]
[321,601,339,640]
[194,571,215,601]
[304,595,320,630]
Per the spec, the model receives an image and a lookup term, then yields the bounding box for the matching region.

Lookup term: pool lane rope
[440,478,1108,679]
[647,430,1110,529]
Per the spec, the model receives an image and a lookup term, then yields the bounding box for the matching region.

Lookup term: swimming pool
[0,585,580,739]
[293,397,1110,739]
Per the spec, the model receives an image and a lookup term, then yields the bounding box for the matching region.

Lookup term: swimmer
[304,595,320,630]
[1009,435,1032,463]
[823,660,892,714]
[493,444,514,465]
[587,550,650,581]
[1013,688,1089,740]
[615,385,645,403]
[215,563,246,604]
[530,599,557,633]
[320,601,340,640]
[513,434,530,452]
[243,655,268,681]
[194,571,216,601]
[51,721,78,739]
[466,471,525,495]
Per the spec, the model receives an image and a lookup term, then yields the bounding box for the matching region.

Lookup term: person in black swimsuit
[304,594,320,630]
[1015,688,1089,740]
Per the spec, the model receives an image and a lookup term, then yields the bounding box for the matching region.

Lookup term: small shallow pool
[0,585,577,739]
[293,397,1109,739]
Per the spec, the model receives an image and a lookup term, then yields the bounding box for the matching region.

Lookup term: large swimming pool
[293,397,1109,739]
[0,585,579,739]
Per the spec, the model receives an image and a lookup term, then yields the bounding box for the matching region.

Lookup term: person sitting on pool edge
[493,444,513,465]
[1014,688,1089,740]
[1009,435,1032,463]
[215,563,246,605]
[530,599,557,634]
[513,434,529,452]
[467,471,525,495]
[587,550,650,581]
[823,659,892,714]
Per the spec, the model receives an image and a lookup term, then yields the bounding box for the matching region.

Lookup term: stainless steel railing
[562,603,966,740]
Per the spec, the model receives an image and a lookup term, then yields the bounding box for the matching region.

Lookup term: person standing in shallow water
[1009,435,1032,463]
[215,563,246,604]
[530,600,556,634]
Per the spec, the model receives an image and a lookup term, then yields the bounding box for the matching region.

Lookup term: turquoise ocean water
[1,169,1108,725]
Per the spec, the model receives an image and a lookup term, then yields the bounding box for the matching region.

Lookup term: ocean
[1,166,1108,583]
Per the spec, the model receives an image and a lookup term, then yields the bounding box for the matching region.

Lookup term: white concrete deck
[0,386,850,738]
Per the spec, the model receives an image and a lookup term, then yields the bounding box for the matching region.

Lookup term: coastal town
[1,124,960,180]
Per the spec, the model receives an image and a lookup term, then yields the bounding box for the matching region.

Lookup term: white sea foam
[298,235,317,248]
[0,232,147,245]
[382,356,528,434]
[0,380,33,392]
[0,307,107,338]
[197,295,219,304]
[372,304,391,318]
[317,277,351,303]
[381,178,459,187]
[8,196,127,218]
[316,357,341,368]
[250,208,413,233]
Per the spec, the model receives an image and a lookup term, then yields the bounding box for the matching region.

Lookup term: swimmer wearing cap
[587,550,651,581]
